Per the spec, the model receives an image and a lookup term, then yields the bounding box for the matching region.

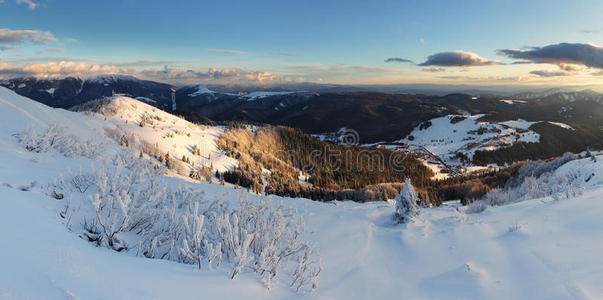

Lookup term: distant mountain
[2,75,602,166]
[0,75,175,110]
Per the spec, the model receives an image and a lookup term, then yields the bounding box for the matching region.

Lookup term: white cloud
[0,29,56,45]
[0,61,132,78]
[16,0,40,10]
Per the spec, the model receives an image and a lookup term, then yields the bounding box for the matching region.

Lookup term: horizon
[0,0,602,88]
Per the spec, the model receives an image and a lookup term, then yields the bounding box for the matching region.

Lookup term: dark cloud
[497,43,603,69]
[529,70,569,77]
[557,63,579,72]
[385,57,414,63]
[421,67,445,73]
[418,51,498,67]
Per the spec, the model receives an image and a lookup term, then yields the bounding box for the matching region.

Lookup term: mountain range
[2,75,602,167]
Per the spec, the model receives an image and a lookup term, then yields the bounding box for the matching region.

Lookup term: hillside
[3,76,602,170]
[1,86,603,299]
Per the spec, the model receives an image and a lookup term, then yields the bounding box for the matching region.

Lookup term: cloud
[278,52,300,57]
[45,48,65,53]
[0,45,19,51]
[418,50,499,67]
[529,70,569,77]
[582,29,601,34]
[591,71,603,76]
[203,49,247,55]
[2,56,94,64]
[420,38,425,45]
[138,66,280,84]
[439,75,522,82]
[0,29,56,45]
[557,63,579,72]
[113,60,179,67]
[421,67,445,73]
[0,59,285,85]
[497,43,603,69]
[16,0,41,10]
[384,57,414,63]
[0,61,132,78]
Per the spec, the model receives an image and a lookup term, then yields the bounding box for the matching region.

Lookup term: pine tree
[393,178,420,224]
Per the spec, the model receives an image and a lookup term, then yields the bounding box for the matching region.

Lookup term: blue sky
[0,0,602,86]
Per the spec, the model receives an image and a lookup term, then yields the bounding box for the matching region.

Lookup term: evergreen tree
[393,178,420,224]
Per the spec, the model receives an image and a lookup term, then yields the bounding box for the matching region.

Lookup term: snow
[96,96,237,173]
[17,83,26,89]
[499,99,527,105]
[499,119,537,130]
[46,87,56,95]
[188,85,215,97]
[134,96,157,103]
[240,91,293,101]
[89,74,140,84]
[548,121,575,131]
[398,115,540,163]
[1,87,603,299]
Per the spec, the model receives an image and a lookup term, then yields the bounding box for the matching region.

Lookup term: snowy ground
[389,114,576,178]
[398,115,541,161]
[1,87,603,299]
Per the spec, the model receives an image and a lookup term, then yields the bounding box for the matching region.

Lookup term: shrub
[470,153,584,210]
[17,123,105,158]
[55,148,320,293]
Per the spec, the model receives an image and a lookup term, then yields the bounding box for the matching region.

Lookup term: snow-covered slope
[83,96,237,173]
[240,91,293,101]
[187,85,215,97]
[398,114,540,162]
[1,87,603,299]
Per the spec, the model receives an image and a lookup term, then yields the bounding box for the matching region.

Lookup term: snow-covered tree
[393,178,420,224]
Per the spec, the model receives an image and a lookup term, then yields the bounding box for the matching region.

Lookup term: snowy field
[1,87,603,299]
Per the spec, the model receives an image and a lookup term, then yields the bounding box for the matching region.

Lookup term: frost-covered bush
[17,123,105,158]
[462,201,486,214]
[469,153,584,211]
[200,193,320,291]
[393,178,420,224]
[57,148,320,293]
[505,152,577,189]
